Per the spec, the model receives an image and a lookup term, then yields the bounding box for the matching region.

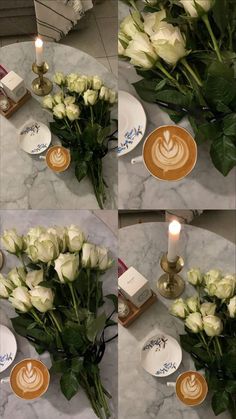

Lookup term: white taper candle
[167,220,181,262]
[35,38,43,66]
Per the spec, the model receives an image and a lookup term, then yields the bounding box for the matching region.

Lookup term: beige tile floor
[0,0,117,77]
[119,210,236,244]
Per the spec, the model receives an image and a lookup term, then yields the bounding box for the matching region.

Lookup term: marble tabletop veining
[119,222,235,419]
[118,1,236,210]
[0,210,117,419]
[0,42,117,209]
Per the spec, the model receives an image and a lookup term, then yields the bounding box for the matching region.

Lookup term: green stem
[95,271,99,315]
[215,336,223,357]
[202,14,222,62]
[156,61,186,94]
[68,283,80,322]
[49,311,62,333]
[95,372,110,418]
[80,372,104,418]
[181,58,203,86]
[87,268,91,312]
[89,166,104,209]
[90,106,94,126]
[75,120,81,135]
[19,254,27,272]
[200,331,212,360]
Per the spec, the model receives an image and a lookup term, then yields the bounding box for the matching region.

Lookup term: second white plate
[19,121,51,155]
[0,325,17,373]
[118,90,146,156]
[141,333,182,377]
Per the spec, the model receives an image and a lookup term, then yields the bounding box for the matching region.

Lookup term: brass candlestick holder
[31,62,53,96]
[157,253,185,299]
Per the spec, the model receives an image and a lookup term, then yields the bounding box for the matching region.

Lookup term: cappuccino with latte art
[143,125,197,181]
[10,359,50,400]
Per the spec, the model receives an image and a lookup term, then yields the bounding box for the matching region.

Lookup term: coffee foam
[46,146,70,172]
[10,359,50,400]
[176,371,208,406]
[143,126,197,181]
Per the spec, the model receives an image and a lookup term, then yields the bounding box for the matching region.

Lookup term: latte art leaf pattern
[49,148,67,167]
[152,129,190,173]
[180,374,203,400]
[16,362,44,393]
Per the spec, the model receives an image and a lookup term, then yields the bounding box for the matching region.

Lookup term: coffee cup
[167,370,208,406]
[43,145,71,173]
[131,125,197,181]
[1,358,50,400]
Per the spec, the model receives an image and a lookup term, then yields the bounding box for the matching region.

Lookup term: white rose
[187,268,203,286]
[99,86,110,101]
[143,10,166,37]
[7,267,26,287]
[83,89,98,106]
[47,226,67,253]
[186,295,199,313]
[96,246,113,271]
[53,103,66,119]
[227,296,236,318]
[66,104,80,121]
[53,72,65,85]
[1,229,24,254]
[170,298,188,319]
[200,302,216,316]
[28,233,59,263]
[66,225,85,252]
[9,286,32,312]
[83,75,93,89]
[109,90,117,105]
[143,0,158,4]
[214,275,236,299]
[0,274,14,298]
[24,226,46,250]
[82,243,99,269]
[203,315,223,337]
[66,73,78,84]
[54,92,63,104]
[64,96,76,106]
[29,286,54,313]
[92,76,103,91]
[204,269,222,284]
[118,31,129,55]
[25,269,44,290]
[73,77,87,94]
[54,253,79,283]
[126,32,158,69]
[120,12,144,39]
[179,0,213,17]
[151,23,187,65]
[43,95,54,110]
[185,312,203,333]
[205,278,220,297]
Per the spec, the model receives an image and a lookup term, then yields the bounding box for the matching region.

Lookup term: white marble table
[119,222,235,419]
[118,2,236,210]
[0,42,117,209]
[0,210,117,419]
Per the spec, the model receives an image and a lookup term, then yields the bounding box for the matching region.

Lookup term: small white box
[1,71,26,103]
[118,266,152,308]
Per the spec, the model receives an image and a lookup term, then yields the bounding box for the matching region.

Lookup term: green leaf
[207,61,234,81]
[71,357,83,373]
[223,113,236,136]
[203,76,236,106]
[225,380,236,393]
[105,294,118,311]
[26,322,38,330]
[155,79,167,91]
[212,391,230,415]
[133,79,161,103]
[210,135,236,176]
[63,325,87,350]
[75,161,88,182]
[51,359,69,374]
[87,312,106,342]
[60,371,79,400]
[212,0,228,35]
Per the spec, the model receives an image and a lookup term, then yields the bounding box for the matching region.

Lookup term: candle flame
[169,220,181,235]
[35,38,43,48]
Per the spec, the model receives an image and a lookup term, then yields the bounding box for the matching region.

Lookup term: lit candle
[167,220,181,262]
[35,38,43,66]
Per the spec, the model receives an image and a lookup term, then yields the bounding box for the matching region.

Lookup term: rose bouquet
[170,268,236,418]
[119,0,236,176]
[0,226,117,419]
[43,73,117,208]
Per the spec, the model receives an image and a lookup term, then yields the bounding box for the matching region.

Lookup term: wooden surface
[0,90,31,119]
[118,291,158,328]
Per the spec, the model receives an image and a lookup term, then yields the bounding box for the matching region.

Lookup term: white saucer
[118,91,146,156]
[141,333,182,377]
[19,121,51,155]
[0,325,17,373]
